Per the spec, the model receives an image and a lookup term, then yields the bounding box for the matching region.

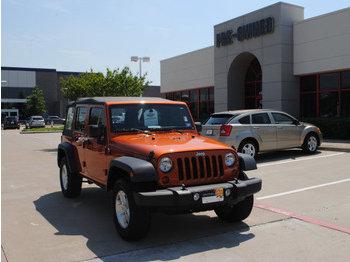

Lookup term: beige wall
[294,7,350,75]
[160,46,214,93]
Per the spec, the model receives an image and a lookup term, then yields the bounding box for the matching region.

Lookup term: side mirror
[195,122,202,132]
[293,119,300,126]
[89,125,104,138]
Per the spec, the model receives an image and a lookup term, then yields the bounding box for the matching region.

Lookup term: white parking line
[258,152,345,167]
[257,178,350,200]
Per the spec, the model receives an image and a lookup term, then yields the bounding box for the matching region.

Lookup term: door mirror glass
[195,122,202,132]
[293,119,300,126]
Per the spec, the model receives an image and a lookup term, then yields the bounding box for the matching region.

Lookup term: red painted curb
[255,203,350,235]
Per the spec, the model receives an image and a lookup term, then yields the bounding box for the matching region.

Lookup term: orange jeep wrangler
[57,97,261,240]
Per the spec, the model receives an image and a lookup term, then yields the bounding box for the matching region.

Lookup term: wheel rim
[242,143,256,157]
[61,164,68,190]
[115,190,130,229]
[308,136,317,152]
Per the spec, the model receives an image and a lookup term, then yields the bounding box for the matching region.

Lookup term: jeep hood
[110,132,231,157]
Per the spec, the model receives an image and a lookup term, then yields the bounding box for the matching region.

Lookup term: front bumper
[134,178,262,211]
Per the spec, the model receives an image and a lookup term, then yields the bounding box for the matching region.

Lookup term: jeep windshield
[109,104,195,133]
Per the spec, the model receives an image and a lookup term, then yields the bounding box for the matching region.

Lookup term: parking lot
[1,129,350,262]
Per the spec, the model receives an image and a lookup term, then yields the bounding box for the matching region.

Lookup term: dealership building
[160,2,350,121]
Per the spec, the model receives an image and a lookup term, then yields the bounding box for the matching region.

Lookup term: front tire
[303,133,319,154]
[238,140,258,159]
[59,158,82,198]
[215,195,254,222]
[112,179,150,241]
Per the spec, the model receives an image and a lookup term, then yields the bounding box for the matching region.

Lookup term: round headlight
[159,157,172,173]
[225,153,235,167]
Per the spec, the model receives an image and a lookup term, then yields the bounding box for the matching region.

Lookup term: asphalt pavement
[1,130,350,262]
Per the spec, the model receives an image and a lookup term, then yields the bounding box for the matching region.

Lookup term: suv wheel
[303,133,318,154]
[239,140,258,159]
[215,195,254,222]
[112,179,150,241]
[59,158,82,198]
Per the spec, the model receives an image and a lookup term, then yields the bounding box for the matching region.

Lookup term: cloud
[58,49,91,57]
[37,1,70,14]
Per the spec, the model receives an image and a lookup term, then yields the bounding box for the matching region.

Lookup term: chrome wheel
[307,136,317,152]
[115,190,130,229]
[61,164,68,190]
[242,143,256,158]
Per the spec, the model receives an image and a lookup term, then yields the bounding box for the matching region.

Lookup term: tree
[25,86,46,117]
[60,67,149,101]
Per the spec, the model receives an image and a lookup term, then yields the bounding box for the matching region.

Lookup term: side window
[238,115,250,124]
[75,107,88,132]
[272,113,294,124]
[252,113,271,124]
[65,107,75,130]
[89,107,105,126]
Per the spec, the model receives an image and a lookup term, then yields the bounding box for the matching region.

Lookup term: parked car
[46,115,65,125]
[26,116,45,128]
[201,109,322,158]
[3,116,20,129]
[58,97,262,240]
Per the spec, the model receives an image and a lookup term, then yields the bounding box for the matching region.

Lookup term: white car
[27,116,45,128]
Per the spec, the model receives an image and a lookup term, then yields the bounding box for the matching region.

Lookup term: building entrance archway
[227,52,262,110]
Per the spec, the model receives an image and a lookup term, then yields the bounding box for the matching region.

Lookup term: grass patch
[22,126,64,133]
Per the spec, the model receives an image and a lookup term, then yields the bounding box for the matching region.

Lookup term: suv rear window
[238,115,250,124]
[65,107,75,130]
[205,114,237,125]
[75,107,88,132]
[33,117,43,120]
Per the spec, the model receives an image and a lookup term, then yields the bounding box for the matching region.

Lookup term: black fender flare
[237,153,257,171]
[107,156,158,190]
[57,142,81,173]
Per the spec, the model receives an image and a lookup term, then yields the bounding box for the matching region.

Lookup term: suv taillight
[220,124,232,136]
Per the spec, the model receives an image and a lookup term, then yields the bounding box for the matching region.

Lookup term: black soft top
[68,97,170,106]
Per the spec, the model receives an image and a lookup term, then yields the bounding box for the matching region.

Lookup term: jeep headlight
[159,157,172,173]
[225,153,235,167]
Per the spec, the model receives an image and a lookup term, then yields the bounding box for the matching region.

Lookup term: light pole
[131,56,150,78]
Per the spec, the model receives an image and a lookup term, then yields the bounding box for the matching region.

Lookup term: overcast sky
[2,0,350,85]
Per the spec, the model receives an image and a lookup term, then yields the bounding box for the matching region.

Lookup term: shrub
[302,117,350,140]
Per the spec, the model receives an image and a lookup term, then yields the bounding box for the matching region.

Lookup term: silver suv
[201,109,322,158]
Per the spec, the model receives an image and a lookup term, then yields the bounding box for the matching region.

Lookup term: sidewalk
[320,139,350,152]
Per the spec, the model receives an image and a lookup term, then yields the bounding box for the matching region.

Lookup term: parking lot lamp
[131,56,150,78]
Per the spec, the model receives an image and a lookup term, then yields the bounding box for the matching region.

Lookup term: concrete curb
[319,146,350,153]
[20,131,62,134]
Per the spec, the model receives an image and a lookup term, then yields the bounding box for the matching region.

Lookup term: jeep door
[271,112,302,149]
[251,112,277,151]
[84,106,108,184]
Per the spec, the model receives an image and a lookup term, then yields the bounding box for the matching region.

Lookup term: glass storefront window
[320,73,338,91]
[300,75,317,92]
[341,91,350,117]
[319,92,339,118]
[341,71,350,89]
[301,93,316,117]
[164,87,214,121]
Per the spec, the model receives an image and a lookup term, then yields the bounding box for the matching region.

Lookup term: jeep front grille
[176,155,224,182]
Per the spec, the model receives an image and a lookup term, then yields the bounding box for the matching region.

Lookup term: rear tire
[215,195,254,222]
[112,179,150,241]
[238,139,258,159]
[302,133,319,154]
[59,158,82,198]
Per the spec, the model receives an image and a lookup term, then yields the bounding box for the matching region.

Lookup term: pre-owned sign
[216,17,274,47]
